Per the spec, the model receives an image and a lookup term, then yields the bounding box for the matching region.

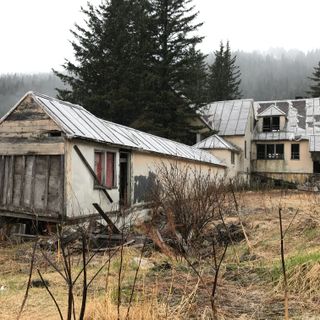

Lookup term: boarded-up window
[94,151,116,188]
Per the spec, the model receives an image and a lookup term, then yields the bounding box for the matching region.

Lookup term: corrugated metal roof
[255,98,320,138]
[309,135,320,152]
[201,99,254,136]
[1,92,224,167]
[193,134,240,152]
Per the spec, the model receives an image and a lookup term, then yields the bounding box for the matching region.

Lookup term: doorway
[313,161,320,174]
[119,152,131,206]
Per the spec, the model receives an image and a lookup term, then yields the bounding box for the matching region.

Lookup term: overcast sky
[0,0,319,73]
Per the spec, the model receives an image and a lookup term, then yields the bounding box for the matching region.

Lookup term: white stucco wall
[206,149,240,179]
[130,151,226,204]
[252,140,313,175]
[65,140,120,218]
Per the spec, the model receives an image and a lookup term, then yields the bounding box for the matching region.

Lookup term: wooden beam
[73,145,113,203]
[92,203,120,234]
[30,156,36,209]
[19,156,26,206]
[44,156,51,210]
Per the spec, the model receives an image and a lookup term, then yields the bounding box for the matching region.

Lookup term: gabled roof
[201,99,254,136]
[254,98,320,139]
[257,104,286,117]
[193,134,240,152]
[0,92,224,167]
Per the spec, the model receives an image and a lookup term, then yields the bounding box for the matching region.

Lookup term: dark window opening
[244,141,247,159]
[231,151,235,164]
[263,116,280,132]
[291,144,300,160]
[256,144,284,160]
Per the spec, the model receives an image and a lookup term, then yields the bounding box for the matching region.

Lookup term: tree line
[1,0,320,144]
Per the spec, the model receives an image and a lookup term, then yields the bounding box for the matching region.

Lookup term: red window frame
[94,151,116,188]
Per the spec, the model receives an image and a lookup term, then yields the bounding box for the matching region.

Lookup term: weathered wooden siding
[0,95,64,155]
[0,155,64,218]
[0,95,65,219]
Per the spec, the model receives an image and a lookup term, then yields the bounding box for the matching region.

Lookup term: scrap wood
[92,203,120,234]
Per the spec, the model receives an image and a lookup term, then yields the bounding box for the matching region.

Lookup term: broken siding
[0,155,64,218]
[0,95,64,155]
[0,95,65,219]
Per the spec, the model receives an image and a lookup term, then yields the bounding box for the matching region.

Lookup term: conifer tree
[207,41,242,101]
[54,0,155,126]
[54,0,206,143]
[133,0,206,143]
[308,61,320,97]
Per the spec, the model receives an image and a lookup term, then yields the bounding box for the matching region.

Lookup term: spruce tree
[133,0,206,143]
[54,0,206,143]
[207,41,242,101]
[54,0,155,126]
[308,61,320,97]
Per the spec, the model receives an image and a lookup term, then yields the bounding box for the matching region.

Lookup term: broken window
[94,151,116,188]
[256,144,284,160]
[263,116,280,132]
[291,144,300,160]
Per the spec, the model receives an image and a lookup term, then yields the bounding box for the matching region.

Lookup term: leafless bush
[149,162,235,247]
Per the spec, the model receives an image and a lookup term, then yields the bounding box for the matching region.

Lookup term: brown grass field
[1,190,320,319]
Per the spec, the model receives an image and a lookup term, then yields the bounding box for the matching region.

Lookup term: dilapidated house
[199,99,255,182]
[253,98,320,183]
[0,92,226,224]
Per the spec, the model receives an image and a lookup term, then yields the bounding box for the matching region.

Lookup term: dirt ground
[1,190,320,319]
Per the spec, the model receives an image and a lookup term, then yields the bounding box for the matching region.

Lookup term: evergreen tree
[54,0,155,126]
[308,61,320,97]
[54,0,206,143]
[207,41,242,101]
[133,0,206,143]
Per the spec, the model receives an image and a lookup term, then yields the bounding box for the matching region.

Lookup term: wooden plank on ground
[92,203,120,234]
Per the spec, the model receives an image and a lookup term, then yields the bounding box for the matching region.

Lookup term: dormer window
[263,116,280,132]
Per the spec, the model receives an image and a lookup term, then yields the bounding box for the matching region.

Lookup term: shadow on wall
[134,172,156,204]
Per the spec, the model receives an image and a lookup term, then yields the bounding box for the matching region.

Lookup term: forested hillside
[1,49,320,117]
[0,73,64,116]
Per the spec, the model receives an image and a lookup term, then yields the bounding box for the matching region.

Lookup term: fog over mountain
[1,48,320,117]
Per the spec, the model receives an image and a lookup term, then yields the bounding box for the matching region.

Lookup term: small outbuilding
[0,92,225,224]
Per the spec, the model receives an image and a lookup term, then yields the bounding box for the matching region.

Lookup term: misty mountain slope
[206,48,320,101]
[0,73,64,116]
[1,49,320,117]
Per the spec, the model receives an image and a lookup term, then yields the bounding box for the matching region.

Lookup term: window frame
[256,143,284,160]
[291,143,300,160]
[262,116,280,132]
[231,151,235,165]
[94,149,117,189]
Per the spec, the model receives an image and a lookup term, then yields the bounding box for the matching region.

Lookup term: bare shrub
[149,162,235,249]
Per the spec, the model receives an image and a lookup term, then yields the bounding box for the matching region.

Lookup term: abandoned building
[196,99,255,182]
[198,97,320,184]
[0,92,226,224]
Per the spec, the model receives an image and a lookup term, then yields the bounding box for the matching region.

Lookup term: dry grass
[1,190,320,319]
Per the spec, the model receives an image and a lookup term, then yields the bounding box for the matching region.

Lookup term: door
[119,152,131,207]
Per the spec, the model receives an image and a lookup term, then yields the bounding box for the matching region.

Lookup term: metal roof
[0,92,224,167]
[309,135,320,152]
[193,134,240,152]
[201,99,254,136]
[254,98,320,141]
